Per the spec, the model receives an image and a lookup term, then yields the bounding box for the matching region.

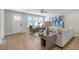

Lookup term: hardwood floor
[0,33,79,50]
[0,33,41,50]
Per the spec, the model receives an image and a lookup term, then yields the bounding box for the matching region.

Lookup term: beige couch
[49,27,74,47]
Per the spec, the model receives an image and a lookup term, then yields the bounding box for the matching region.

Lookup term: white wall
[0,10,1,34]
[0,9,5,40]
[65,12,79,36]
[5,10,29,35]
[4,10,44,35]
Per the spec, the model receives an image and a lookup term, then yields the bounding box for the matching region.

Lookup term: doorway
[12,15,22,34]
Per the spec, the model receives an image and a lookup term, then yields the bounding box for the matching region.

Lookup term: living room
[1,0,79,58]
[0,9,79,50]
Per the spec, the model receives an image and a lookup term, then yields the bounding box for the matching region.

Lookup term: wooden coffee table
[40,32,57,49]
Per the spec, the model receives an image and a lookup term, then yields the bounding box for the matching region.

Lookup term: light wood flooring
[0,33,79,50]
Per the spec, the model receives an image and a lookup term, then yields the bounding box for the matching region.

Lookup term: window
[27,16,44,28]
[27,16,34,27]
[35,16,43,27]
[38,17,43,27]
[14,16,21,21]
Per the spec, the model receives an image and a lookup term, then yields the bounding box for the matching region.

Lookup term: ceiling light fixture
[40,9,47,13]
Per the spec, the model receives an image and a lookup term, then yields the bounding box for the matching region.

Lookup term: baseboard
[4,33,18,36]
[4,31,28,36]
[4,33,12,36]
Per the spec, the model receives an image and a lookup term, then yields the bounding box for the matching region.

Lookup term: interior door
[12,15,22,34]
[21,17,27,32]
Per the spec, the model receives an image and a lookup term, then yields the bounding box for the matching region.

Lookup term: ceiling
[22,9,79,14]
[8,9,79,16]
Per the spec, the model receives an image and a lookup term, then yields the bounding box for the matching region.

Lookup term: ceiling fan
[40,9,47,13]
